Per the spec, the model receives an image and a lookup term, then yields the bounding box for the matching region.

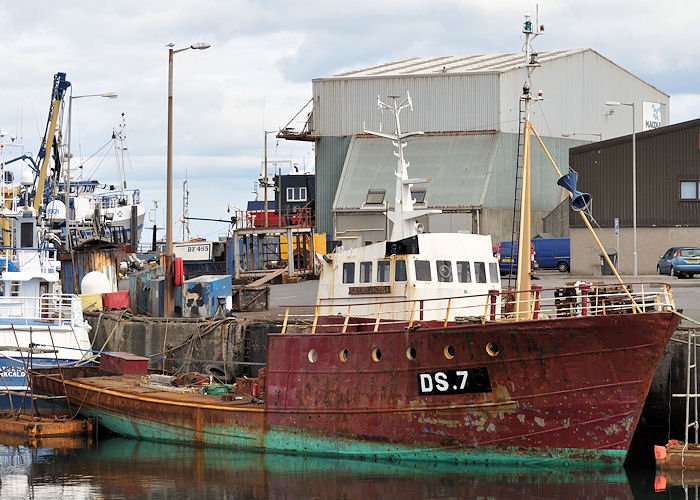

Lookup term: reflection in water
[0,436,645,499]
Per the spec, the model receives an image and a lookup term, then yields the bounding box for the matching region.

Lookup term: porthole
[372,347,382,362]
[486,342,501,357]
[406,346,417,360]
[339,348,349,363]
[443,345,455,360]
[308,349,318,363]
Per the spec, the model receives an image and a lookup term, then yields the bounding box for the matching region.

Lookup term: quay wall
[85,312,278,381]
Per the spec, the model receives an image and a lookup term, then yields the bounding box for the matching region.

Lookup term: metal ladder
[675,329,700,447]
[506,98,527,289]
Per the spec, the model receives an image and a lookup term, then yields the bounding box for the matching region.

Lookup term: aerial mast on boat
[514,11,544,317]
[113,113,129,195]
[364,93,439,241]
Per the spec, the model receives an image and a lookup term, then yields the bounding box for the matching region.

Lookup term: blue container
[183,274,232,318]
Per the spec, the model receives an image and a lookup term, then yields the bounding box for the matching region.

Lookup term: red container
[101,352,149,374]
[102,290,130,310]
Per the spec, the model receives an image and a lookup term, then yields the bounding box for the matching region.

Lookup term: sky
[0,1,697,244]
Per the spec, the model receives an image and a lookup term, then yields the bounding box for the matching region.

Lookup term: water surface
[0,436,687,499]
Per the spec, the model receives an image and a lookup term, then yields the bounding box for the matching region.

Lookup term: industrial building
[287,49,669,246]
[569,119,700,275]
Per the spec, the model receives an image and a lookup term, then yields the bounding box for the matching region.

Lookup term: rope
[675,311,700,327]
[74,310,132,367]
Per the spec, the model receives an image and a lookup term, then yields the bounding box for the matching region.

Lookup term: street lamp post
[605,100,637,276]
[165,42,211,317]
[65,91,118,251]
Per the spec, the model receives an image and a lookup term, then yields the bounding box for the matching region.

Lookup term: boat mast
[364,92,439,241]
[182,175,190,241]
[515,11,544,317]
[113,113,128,195]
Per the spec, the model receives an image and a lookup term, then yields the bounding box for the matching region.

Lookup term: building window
[681,181,700,200]
[359,261,372,283]
[342,263,355,284]
[411,189,426,204]
[377,261,390,282]
[365,190,386,205]
[286,187,307,202]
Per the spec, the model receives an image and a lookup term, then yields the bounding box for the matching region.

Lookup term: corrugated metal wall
[315,136,351,235]
[485,133,587,210]
[499,50,669,137]
[60,247,128,294]
[311,74,500,136]
[570,120,700,228]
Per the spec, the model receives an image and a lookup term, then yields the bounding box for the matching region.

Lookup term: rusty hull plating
[32,309,680,466]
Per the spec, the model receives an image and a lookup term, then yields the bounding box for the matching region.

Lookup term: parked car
[532,237,571,272]
[657,247,700,278]
[497,241,536,275]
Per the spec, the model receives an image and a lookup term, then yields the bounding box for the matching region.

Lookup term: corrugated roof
[323,50,585,79]
[333,132,579,212]
[333,134,499,211]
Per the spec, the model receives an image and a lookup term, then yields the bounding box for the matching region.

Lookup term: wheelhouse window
[489,262,499,283]
[395,260,407,282]
[359,261,372,283]
[342,263,355,284]
[436,260,453,282]
[456,261,472,283]
[474,262,487,283]
[286,187,307,202]
[377,261,390,282]
[681,181,700,200]
[415,260,432,281]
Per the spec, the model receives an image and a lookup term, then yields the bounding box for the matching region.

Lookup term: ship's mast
[364,92,439,241]
[182,176,190,241]
[515,11,544,317]
[113,113,128,196]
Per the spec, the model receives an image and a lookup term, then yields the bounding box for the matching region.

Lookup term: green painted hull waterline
[81,406,628,468]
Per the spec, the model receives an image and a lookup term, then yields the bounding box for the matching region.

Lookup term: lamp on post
[65,91,118,252]
[605,100,637,276]
[165,42,211,317]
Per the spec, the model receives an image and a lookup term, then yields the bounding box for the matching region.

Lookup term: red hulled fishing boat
[32,14,681,466]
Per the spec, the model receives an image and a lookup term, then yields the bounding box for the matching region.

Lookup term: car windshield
[680,249,700,257]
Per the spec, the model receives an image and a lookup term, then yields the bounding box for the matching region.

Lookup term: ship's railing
[227,207,316,230]
[0,246,59,274]
[0,294,84,326]
[89,189,141,211]
[279,282,676,334]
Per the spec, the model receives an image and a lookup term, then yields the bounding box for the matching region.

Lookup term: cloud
[670,94,700,124]
[0,0,697,242]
